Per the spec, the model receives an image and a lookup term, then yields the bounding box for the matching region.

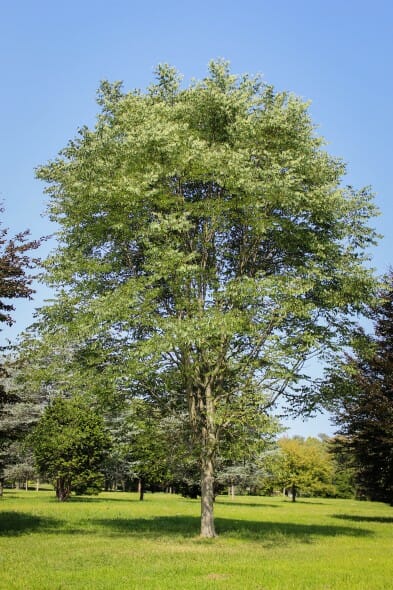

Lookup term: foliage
[30,396,112,500]
[327,436,356,498]
[0,355,44,495]
[104,400,175,496]
[33,61,378,535]
[330,271,393,504]
[0,206,41,329]
[270,436,337,498]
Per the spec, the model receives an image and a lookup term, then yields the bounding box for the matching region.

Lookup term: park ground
[0,490,392,589]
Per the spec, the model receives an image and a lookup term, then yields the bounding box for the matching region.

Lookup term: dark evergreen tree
[332,271,393,504]
[30,396,112,501]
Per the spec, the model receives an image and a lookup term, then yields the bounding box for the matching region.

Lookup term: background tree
[274,436,337,500]
[329,271,393,504]
[30,396,112,501]
[0,206,40,329]
[327,435,356,499]
[0,206,41,494]
[0,359,43,494]
[34,61,377,536]
[215,408,281,497]
[2,441,37,490]
[111,400,174,500]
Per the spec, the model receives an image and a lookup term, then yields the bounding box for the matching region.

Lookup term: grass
[0,490,392,589]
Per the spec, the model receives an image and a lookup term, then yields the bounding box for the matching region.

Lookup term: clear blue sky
[1,0,392,435]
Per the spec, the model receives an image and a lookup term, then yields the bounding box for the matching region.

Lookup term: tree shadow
[215,500,280,508]
[333,514,393,524]
[287,500,330,505]
[0,512,63,537]
[95,515,372,544]
[68,495,136,503]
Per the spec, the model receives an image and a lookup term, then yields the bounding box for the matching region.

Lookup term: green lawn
[0,490,392,589]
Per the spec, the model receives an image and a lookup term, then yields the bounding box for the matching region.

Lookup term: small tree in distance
[30,397,112,501]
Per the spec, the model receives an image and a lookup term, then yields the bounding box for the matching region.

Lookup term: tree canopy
[30,396,112,501]
[33,61,378,535]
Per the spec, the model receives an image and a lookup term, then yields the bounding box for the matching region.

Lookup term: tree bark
[201,453,216,538]
[138,478,144,501]
[56,478,71,501]
[200,383,217,538]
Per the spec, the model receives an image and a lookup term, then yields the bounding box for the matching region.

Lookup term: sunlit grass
[1,490,392,589]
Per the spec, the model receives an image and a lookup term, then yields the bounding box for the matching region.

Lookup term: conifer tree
[332,271,393,504]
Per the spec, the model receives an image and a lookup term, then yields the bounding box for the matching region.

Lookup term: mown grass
[0,490,392,589]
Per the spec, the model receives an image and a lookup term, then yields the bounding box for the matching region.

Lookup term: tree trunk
[56,478,71,501]
[138,478,144,501]
[200,383,217,538]
[201,453,216,538]
[291,483,297,502]
[36,478,40,492]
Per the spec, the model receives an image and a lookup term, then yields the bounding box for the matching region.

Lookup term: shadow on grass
[333,514,393,524]
[0,512,63,536]
[94,515,372,544]
[68,495,137,503]
[215,500,280,508]
[287,500,330,505]
[0,510,374,542]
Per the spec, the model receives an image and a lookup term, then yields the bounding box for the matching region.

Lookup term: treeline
[0,384,354,501]
[2,267,392,504]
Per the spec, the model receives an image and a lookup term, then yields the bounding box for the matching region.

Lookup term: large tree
[330,271,393,504]
[35,61,378,536]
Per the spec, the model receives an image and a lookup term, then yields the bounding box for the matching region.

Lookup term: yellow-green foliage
[278,436,337,496]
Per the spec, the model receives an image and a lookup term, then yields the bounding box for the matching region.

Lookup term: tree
[275,436,336,500]
[34,61,378,535]
[0,356,44,495]
[30,396,112,501]
[330,271,393,504]
[327,435,356,498]
[0,206,40,329]
[2,441,37,490]
[108,399,174,499]
[0,207,41,494]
